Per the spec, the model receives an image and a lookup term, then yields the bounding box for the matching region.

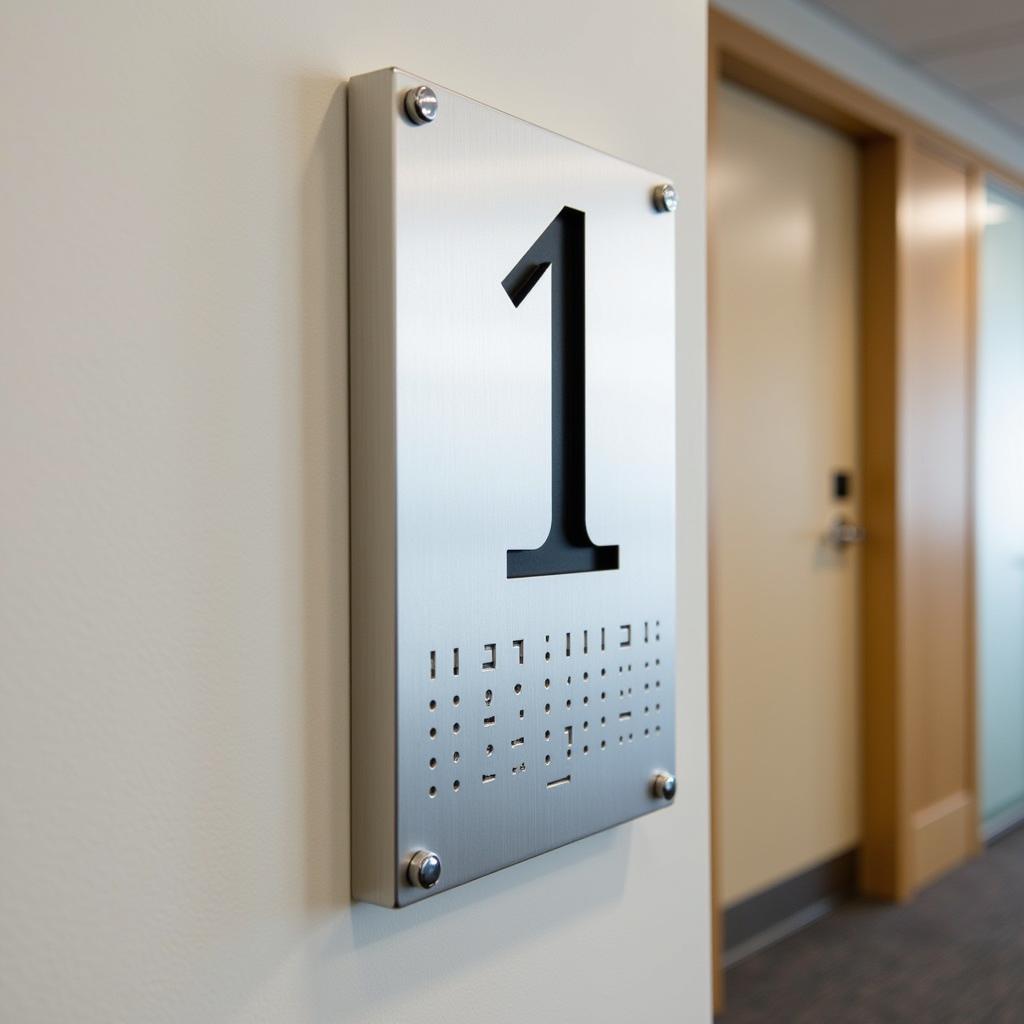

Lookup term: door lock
[825,514,866,550]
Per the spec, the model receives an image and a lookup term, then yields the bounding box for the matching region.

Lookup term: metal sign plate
[349,68,676,906]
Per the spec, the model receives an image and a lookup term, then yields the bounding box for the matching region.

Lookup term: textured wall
[0,2,710,1022]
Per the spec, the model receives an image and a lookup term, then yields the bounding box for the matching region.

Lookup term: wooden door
[711,81,863,909]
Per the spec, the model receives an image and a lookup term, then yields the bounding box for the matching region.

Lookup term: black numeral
[501,207,619,578]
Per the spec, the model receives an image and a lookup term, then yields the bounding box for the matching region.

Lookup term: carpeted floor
[720,826,1024,1023]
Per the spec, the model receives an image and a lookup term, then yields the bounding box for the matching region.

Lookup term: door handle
[825,514,866,550]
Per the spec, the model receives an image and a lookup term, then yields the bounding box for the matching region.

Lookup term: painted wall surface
[714,0,1024,176]
[977,184,1024,831]
[0,2,710,1023]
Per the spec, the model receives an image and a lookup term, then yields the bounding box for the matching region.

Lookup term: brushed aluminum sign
[349,68,676,907]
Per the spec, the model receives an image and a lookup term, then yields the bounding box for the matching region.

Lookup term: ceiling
[801,0,1024,133]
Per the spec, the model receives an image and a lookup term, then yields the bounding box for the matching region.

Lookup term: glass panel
[977,183,1024,828]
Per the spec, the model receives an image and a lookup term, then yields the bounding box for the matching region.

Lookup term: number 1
[501,206,619,579]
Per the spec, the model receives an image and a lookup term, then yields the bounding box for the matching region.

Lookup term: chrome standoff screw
[652,183,678,213]
[652,771,677,801]
[407,849,442,889]
[404,85,438,125]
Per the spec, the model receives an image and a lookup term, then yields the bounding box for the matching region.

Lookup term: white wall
[715,0,1024,176]
[0,2,710,1023]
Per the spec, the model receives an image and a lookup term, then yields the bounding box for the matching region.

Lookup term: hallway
[721,828,1024,1022]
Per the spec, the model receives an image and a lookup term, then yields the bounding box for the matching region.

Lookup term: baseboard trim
[984,801,1024,845]
[911,791,976,889]
[724,849,858,968]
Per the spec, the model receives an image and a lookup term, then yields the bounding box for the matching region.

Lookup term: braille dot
[429,757,437,769]
[428,786,437,797]
[453,780,460,791]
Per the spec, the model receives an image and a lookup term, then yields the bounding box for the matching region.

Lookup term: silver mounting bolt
[404,85,438,126]
[652,183,678,213]
[652,771,677,801]
[407,849,442,889]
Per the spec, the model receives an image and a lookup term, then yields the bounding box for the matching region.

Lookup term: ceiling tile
[923,41,1024,94]
[799,0,1024,138]
[803,0,1024,53]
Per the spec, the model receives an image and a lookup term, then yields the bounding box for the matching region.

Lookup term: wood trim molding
[859,135,905,901]
[911,792,977,890]
[898,138,978,897]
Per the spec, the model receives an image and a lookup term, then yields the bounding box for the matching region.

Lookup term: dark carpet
[720,827,1024,1023]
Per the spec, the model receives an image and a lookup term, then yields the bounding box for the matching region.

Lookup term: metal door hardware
[825,514,867,550]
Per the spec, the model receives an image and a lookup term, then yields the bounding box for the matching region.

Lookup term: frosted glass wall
[978,183,1024,832]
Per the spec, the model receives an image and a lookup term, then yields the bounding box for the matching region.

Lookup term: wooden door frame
[707,10,1023,1010]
